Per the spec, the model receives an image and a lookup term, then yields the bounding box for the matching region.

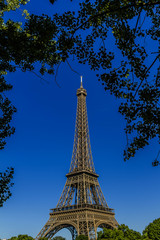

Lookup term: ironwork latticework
[36,80,118,240]
[69,84,95,174]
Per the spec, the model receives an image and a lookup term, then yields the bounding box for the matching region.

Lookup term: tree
[52,237,66,240]
[8,235,34,240]
[0,167,14,207]
[1,0,160,162]
[118,224,142,240]
[4,0,159,162]
[0,0,61,206]
[97,225,142,240]
[0,0,61,149]
[143,218,160,240]
[75,235,88,240]
[47,0,160,163]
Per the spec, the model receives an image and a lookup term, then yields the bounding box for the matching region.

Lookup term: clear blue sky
[0,1,160,239]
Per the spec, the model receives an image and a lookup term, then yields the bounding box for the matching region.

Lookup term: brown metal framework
[36,81,118,240]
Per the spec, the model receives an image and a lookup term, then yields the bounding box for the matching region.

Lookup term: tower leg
[78,220,97,240]
[67,226,77,240]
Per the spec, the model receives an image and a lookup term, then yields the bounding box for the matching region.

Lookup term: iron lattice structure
[36,82,118,240]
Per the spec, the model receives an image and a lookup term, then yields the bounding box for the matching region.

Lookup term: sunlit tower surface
[36,78,118,240]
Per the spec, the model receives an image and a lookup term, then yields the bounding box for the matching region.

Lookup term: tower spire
[80,75,83,88]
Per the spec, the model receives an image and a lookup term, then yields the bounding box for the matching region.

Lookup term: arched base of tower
[36,207,118,240]
[36,223,77,240]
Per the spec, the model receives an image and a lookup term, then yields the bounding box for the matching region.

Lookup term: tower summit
[36,81,118,240]
[80,75,83,87]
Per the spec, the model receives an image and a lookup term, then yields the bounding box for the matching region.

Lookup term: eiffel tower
[36,78,118,240]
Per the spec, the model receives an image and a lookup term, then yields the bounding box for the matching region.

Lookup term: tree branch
[30,70,50,84]
[139,13,147,30]
[73,1,160,34]
[134,54,160,98]
[66,59,81,76]
[54,62,61,88]
[134,7,143,34]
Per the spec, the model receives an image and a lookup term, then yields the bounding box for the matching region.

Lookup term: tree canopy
[1,0,160,161]
[8,234,34,240]
[52,237,66,240]
[0,167,14,207]
[47,0,160,162]
[75,235,88,240]
[8,236,66,240]
[97,225,142,240]
[39,237,48,240]
[143,218,160,240]
[97,221,160,240]
[0,0,61,206]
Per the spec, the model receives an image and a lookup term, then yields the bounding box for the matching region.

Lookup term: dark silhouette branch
[152,150,160,166]
[54,62,61,88]
[66,59,81,76]
[134,54,160,98]
[11,65,50,84]
[30,70,50,84]
[134,7,143,34]
[73,1,160,34]
[139,13,147,30]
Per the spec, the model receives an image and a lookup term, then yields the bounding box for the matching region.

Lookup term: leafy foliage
[143,218,160,240]
[0,0,29,207]
[0,167,14,207]
[1,0,160,163]
[97,221,160,240]
[8,234,34,240]
[46,0,160,162]
[52,237,66,240]
[39,237,66,240]
[49,0,57,4]
[39,238,48,240]
[0,0,61,206]
[1,0,160,162]
[75,235,88,240]
[97,224,142,240]
[0,0,61,150]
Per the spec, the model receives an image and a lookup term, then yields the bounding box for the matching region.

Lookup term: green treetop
[52,236,66,240]
[75,235,88,240]
[98,225,142,240]
[8,235,34,240]
[143,218,160,240]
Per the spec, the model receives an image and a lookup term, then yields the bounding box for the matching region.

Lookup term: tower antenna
[80,75,83,87]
